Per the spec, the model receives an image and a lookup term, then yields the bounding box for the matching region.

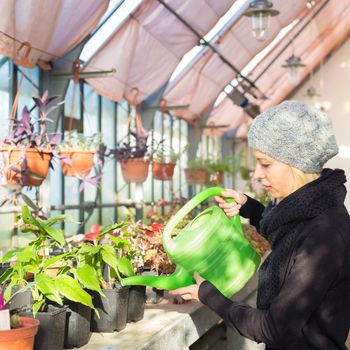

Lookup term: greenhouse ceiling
[0,0,349,138]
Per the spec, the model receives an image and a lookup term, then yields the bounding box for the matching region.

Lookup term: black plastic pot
[90,284,129,332]
[127,285,146,322]
[22,305,67,350]
[146,287,165,304]
[0,262,10,276]
[64,300,91,349]
[8,287,33,311]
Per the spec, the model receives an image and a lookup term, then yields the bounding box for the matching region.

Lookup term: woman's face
[253,150,294,200]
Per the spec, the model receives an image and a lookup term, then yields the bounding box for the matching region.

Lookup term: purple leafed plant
[0,90,62,190]
[2,90,61,151]
[107,127,149,162]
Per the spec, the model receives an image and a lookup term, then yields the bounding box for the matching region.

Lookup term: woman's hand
[169,272,205,302]
[214,189,247,217]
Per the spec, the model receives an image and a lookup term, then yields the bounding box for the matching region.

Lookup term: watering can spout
[121,266,194,290]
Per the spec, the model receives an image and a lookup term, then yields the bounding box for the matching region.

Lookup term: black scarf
[257,168,347,310]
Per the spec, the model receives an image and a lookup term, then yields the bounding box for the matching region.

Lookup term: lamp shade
[282,54,306,85]
[244,0,280,41]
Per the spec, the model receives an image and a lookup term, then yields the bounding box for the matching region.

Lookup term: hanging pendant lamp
[282,54,306,85]
[243,0,279,41]
[305,86,320,98]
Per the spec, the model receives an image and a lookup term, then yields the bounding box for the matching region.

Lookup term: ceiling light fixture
[304,86,320,98]
[243,0,279,41]
[282,54,306,85]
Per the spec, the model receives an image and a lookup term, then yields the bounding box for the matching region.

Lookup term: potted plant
[124,218,177,304]
[184,159,208,185]
[68,222,135,333]
[0,294,40,350]
[112,221,154,321]
[107,116,150,183]
[0,205,97,350]
[0,91,60,187]
[205,156,233,186]
[57,130,101,178]
[151,141,185,181]
[80,220,148,323]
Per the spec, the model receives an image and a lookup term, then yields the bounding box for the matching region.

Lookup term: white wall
[292,37,350,210]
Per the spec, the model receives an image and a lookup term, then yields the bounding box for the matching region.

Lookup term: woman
[170,101,350,350]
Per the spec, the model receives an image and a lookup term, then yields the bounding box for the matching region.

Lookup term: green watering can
[121,187,260,298]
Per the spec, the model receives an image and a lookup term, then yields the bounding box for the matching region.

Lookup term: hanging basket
[152,162,176,181]
[184,168,208,185]
[120,158,150,183]
[0,146,52,186]
[58,150,95,177]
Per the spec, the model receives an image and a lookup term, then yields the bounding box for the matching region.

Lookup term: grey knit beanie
[248,100,338,173]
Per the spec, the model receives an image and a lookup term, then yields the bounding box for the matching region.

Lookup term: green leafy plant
[152,141,187,164]
[0,205,96,316]
[57,130,102,151]
[186,158,208,170]
[67,222,136,289]
[186,157,233,186]
[206,156,234,176]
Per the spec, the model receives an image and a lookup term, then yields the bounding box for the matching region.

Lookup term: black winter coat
[198,169,350,349]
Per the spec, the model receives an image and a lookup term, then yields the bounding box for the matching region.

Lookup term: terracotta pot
[152,162,176,181]
[0,147,52,186]
[206,171,224,186]
[58,150,95,177]
[0,316,40,350]
[184,168,208,185]
[120,158,150,183]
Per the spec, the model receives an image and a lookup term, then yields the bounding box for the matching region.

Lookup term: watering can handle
[163,187,241,254]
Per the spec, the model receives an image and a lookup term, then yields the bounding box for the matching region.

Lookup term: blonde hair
[291,167,320,192]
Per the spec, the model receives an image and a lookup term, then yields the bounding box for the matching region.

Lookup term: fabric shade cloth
[203,97,246,136]
[84,0,234,105]
[163,0,308,122]
[0,0,109,68]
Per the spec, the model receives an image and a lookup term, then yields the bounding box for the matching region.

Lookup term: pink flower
[0,293,5,310]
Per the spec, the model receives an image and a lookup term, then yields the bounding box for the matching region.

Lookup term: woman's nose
[253,164,264,179]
